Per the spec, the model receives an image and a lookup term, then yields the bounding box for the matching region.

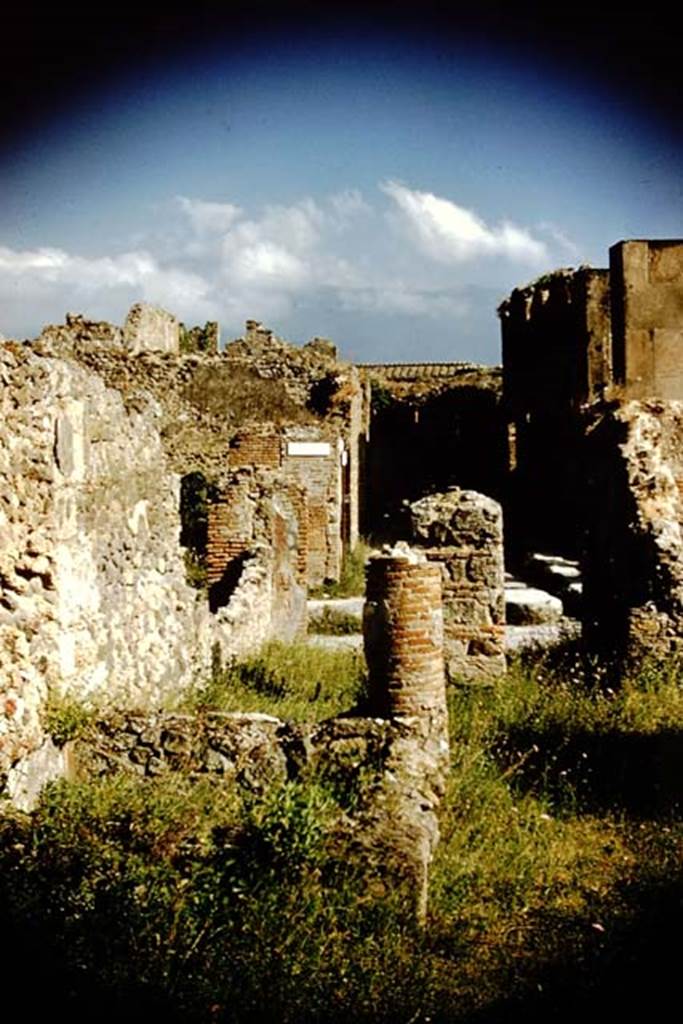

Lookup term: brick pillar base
[363,551,446,721]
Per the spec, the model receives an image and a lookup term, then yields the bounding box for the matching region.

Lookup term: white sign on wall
[286,441,331,457]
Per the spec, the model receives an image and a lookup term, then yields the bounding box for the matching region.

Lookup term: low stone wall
[408,489,506,682]
[583,398,683,668]
[46,549,451,921]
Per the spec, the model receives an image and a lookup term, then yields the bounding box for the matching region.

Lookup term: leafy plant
[43,694,96,746]
[310,540,371,599]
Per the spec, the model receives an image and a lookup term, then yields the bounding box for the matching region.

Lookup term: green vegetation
[43,694,97,746]
[189,639,367,720]
[309,606,361,635]
[370,380,394,413]
[179,472,220,591]
[310,539,371,598]
[1,647,681,1023]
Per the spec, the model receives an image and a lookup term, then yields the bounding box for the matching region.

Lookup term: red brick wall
[228,429,282,469]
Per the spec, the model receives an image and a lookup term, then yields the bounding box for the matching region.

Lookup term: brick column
[363,550,446,721]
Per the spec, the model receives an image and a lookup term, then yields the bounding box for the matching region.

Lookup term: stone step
[505,577,564,625]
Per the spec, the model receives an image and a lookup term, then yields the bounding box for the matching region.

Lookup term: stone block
[123,302,179,355]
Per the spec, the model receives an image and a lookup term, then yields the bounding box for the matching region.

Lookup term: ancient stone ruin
[500,238,683,669]
[2,236,683,908]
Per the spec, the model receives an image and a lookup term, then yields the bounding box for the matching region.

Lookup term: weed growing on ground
[309,540,371,598]
[309,606,361,635]
[188,640,367,720]
[1,647,681,1022]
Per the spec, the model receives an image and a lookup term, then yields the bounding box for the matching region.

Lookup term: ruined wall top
[497,266,606,321]
[30,310,363,484]
[359,361,501,404]
[123,303,179,355]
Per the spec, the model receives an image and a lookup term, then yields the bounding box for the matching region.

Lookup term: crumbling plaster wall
[583,398,683,667]
[0,341,305,802]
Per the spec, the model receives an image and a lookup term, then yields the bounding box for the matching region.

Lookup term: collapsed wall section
[37,312,366,576]
[583,399,683,667]
[74,549,451,922]
[408,489,506,682]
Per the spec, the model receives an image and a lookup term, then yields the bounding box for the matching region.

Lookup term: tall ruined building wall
[0,342,214,784]
[583,399,683,666]
[499,268,611,554]
[610,240,683,400]
[408,489,505,682]
[0,343,309,798]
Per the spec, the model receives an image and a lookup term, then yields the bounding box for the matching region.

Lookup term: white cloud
[0,244,213,334]
[1,183,575,351]
[226,240,309,288]
[537,221,581,259]
[335,285,470,319]
[175,196,242,235]
[380,180,548,264]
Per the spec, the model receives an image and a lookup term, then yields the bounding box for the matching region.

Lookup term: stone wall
[582,398,683,668]
[499,267,611,554]
[55,547,450,921]
[0,342,306,802]
[37,312,367,572]
[610,240,683,400]
[408,489,506,682]
[123,303,179,355]
[360,364,505,538]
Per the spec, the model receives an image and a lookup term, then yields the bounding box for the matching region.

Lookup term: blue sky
[1,13,681,363]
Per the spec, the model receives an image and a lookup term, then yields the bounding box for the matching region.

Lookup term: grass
[309,539,371,598]
[188,639,367,720]
[43,693,99,746]
[308,607,361,635]
[2,644,682,1023]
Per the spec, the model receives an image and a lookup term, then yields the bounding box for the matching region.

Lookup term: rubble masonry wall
[408,489,506,682]
[0,342,305,803]
[583,398,683,667]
